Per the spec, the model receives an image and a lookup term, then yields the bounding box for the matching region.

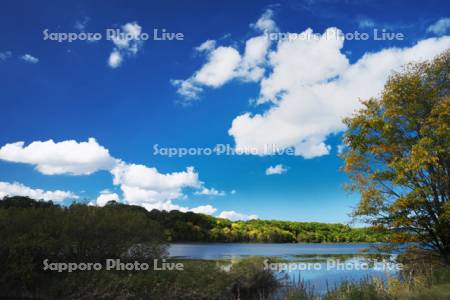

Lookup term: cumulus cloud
[21,54,39,64]
[112,163,201,193]
[229,30,450,158]
[0,137,224,213]
[0,181,78,202]
[0,138,117,175]
[174,10,450,158]
[237,35,271,82]
[256,28,348,104]
[111,162,206,211]
[265,164,287,175]
[109,162,221,213]
[218,210,258,221]
[194,187,226,196]
[427,18,450,35]
[194,47,242,87]
[107,175,225,212]
[91,190,120,206]
[190,205,217,215]
[172,9,275,100]
[107,22,143,68]
[172,46,241,100]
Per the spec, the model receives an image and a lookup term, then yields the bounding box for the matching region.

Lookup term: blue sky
[0,0,449,223]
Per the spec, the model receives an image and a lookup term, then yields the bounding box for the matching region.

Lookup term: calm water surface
[168,243,389,259]
[169,243,400,293]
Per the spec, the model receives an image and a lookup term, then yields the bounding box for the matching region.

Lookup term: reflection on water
[169,243,401,294]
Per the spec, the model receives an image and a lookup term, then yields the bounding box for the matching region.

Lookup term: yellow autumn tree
[342,51,450,264]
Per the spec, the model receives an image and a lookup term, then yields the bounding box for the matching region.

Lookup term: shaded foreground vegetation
[0,196,449,299]
[280,245,450,299]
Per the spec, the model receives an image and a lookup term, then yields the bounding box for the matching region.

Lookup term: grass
[174,254,450,299]
[272,266,450,300]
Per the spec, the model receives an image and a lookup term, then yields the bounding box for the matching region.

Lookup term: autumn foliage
[343,51,450,264]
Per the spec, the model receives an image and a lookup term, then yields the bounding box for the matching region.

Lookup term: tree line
[147,207,385,243]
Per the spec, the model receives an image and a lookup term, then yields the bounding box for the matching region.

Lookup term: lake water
[169,243,401,293]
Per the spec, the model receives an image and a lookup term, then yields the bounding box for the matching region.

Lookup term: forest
[0,196,385,244]
[147,206,385,243]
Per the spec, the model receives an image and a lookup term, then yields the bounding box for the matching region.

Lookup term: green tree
[0,197,167,297]
[342,51,450,264]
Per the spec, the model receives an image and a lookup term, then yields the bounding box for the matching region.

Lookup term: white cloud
[257,28,348,103]
[190,205,217,215]
[0,138,117,175]
[173,12,450,158]
[21,54,39,64]
[170,79,203,100]
[111,162,222,212]
[0,51,12,62]
[92,191,120,206]
[237,35,271,82]
[0,181,78,202]
[172,10,275,100]
[0,138,223,214]
[172,46,241,100]
[265,164,287,175]
[194,46,242,87]
[112,163,201,192]
[251,9,278,32]
[218,210,258,221]
[137,202,217,215]
[108,22,143,68]
[112,22,142,52]
[194,187,225,196]
[111,162,205,210]
[427,18,450,35]
[108,51,123,68]
[229,29,450,158]
[195,40,216,52]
